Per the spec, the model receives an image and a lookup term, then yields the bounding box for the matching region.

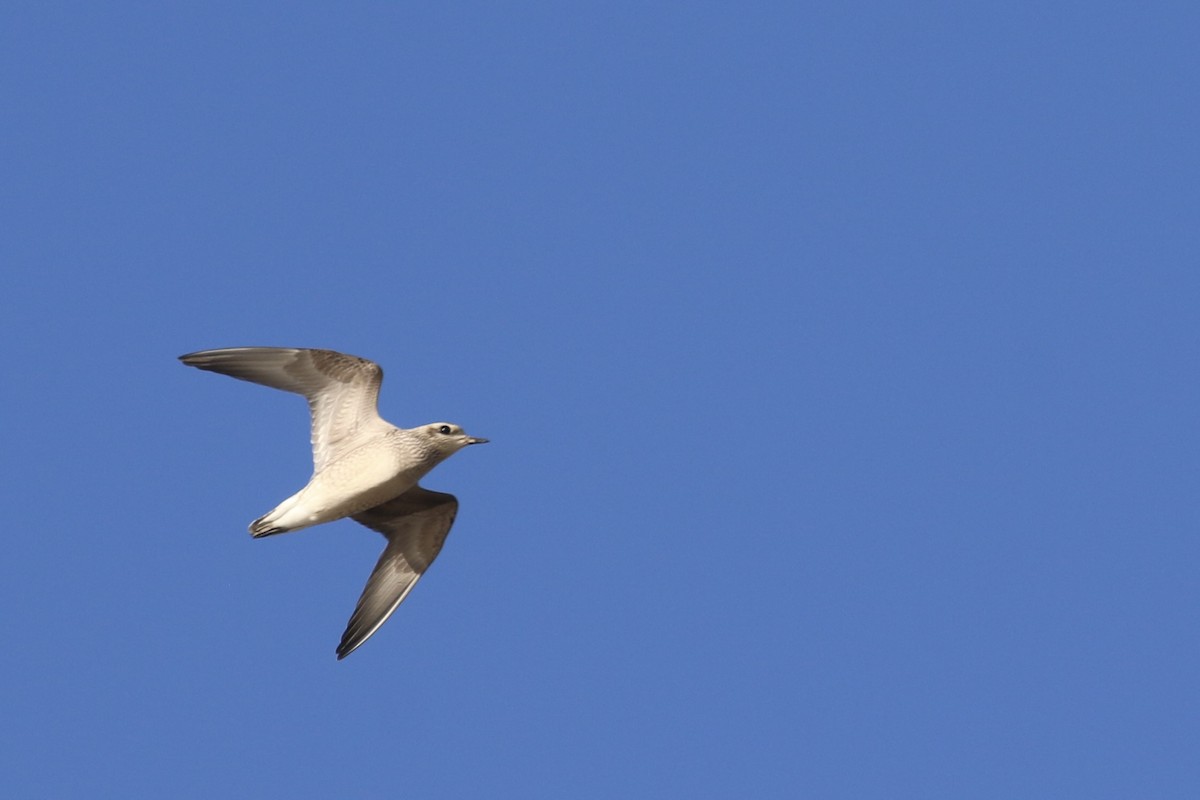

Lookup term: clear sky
[2,3,1197,797]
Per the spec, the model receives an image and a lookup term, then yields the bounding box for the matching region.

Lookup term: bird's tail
[249,515,289,537]
[248,490,306,538]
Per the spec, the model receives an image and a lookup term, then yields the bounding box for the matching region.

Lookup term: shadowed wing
[337,487,459,659]
[179,347,386,472]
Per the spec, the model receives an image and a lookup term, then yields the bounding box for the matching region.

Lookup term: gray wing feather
[336,487,459,659]
[179,347,385,472]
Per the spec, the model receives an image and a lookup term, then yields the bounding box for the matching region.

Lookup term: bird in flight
[179,346,488,659]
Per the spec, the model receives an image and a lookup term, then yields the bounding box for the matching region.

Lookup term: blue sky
[2,3,1198,797]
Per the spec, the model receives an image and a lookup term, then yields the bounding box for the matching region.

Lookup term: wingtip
[178,350,211,367]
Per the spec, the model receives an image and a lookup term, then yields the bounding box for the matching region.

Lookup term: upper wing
[337,487,459,660]
[179,347,386,472]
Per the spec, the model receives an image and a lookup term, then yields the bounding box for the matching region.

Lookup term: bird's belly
[306,446,431,522]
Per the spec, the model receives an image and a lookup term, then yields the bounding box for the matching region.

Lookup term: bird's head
[421,423,489,459]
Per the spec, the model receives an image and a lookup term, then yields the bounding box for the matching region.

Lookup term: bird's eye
[438,425,452,435]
